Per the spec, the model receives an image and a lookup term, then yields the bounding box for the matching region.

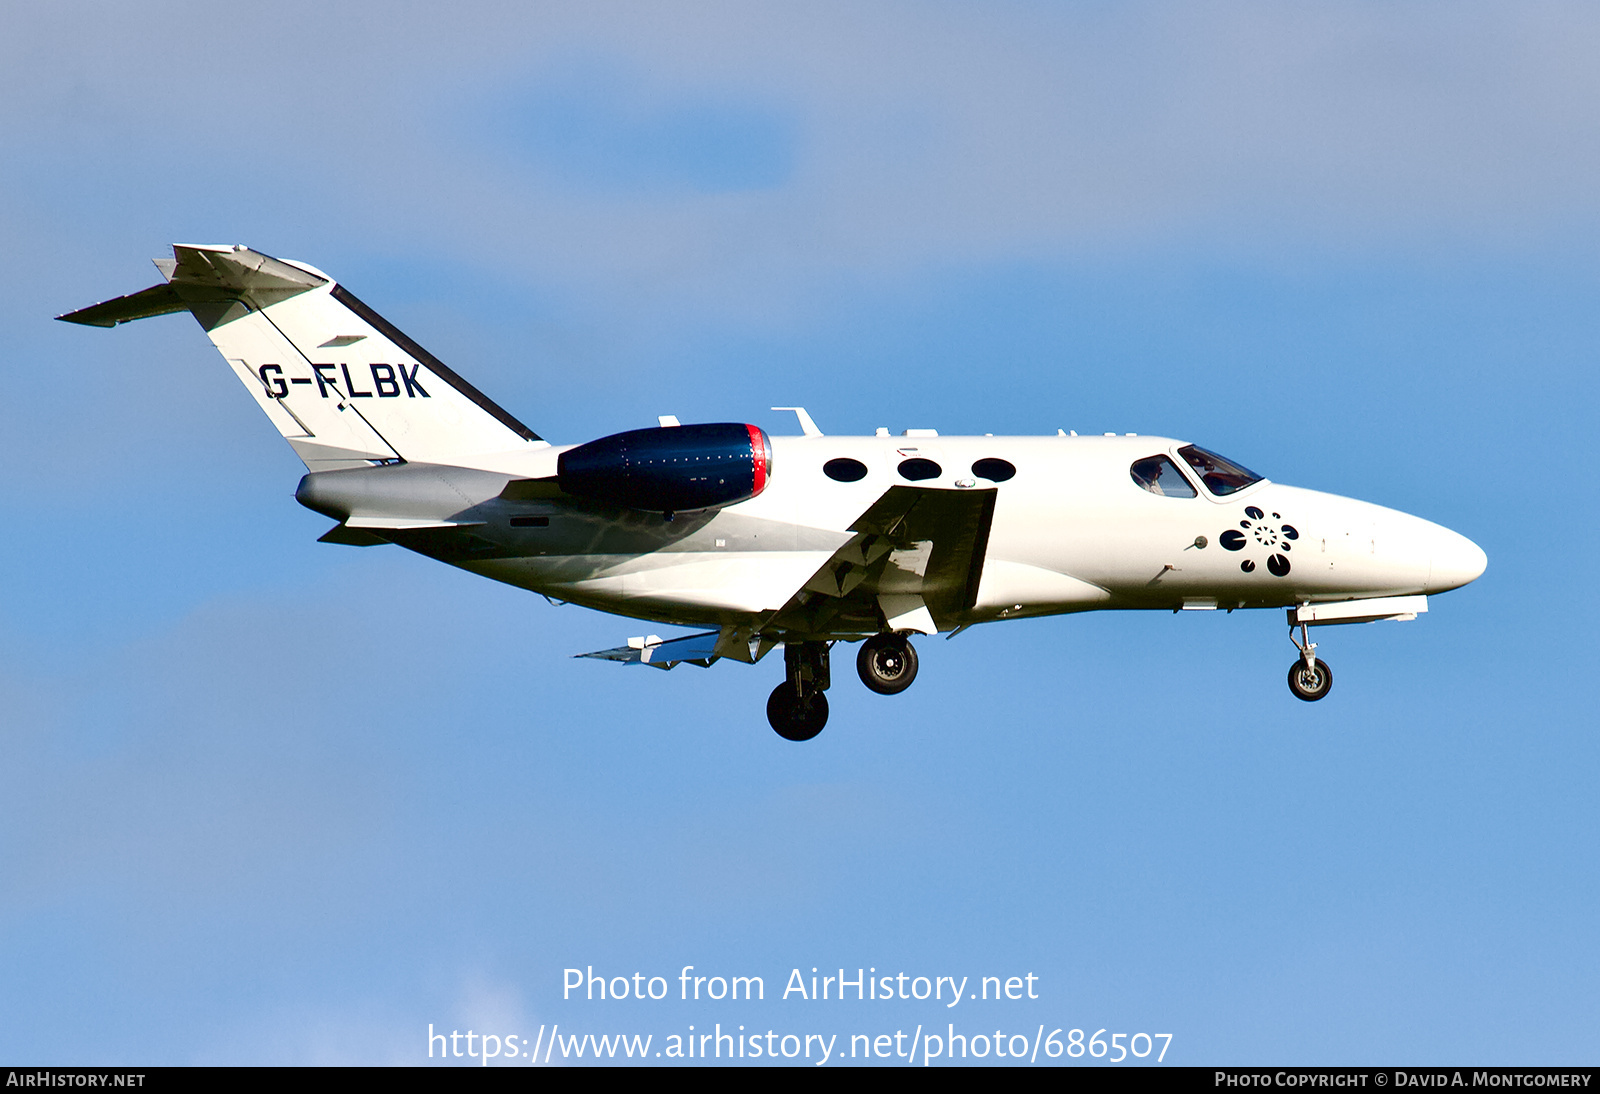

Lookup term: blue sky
[1,1,1595,1066]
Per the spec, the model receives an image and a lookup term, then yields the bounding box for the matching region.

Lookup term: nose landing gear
[1287,620,1333,701]
[767,641,831,741]
[856,633,919,695]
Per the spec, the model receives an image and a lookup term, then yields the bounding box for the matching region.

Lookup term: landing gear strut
[1287,620,1333,701]
[767,641,831,741]
[856,633,919,695]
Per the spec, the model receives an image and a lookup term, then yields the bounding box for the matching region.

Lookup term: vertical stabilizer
[59,244,544,471]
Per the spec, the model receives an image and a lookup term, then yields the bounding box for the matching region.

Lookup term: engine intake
[557,423,772,514]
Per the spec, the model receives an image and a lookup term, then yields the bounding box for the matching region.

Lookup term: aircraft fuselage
[294,432,1486,637]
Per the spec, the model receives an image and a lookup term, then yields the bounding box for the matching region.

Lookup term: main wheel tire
[857,634,919,695]
[1287,657,1333,702]
[767,683,829,741]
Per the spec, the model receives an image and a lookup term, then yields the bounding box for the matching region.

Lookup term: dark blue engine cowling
[557,423,773,513]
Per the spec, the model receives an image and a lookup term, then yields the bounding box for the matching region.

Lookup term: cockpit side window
[1130,455,1198,498]
[1178,445,1263,496]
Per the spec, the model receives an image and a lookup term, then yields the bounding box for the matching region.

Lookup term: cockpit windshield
[1177,445,1263,496]
[1130,455,1197,498]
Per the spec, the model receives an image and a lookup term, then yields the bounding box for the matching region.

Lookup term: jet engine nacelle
[557,422,772,514]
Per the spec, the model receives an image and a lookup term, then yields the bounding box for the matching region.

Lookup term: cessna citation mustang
[61,245,1487,741]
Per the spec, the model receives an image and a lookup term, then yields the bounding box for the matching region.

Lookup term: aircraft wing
[773,484,998,637]
[575,631,723,670]
[574,484,998,667]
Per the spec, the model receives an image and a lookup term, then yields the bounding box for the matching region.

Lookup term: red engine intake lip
[747,423,772,497]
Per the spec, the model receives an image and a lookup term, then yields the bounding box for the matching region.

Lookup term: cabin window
[1177,445,1263,496]
[824,458,869,482]
[1130,455,1197,498]
[897,458,942,481]
[972,458,1016,482]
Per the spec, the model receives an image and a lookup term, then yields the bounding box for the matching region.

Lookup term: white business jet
[61,246,1487,740]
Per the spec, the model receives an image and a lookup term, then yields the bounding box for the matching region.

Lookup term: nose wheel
[856,633,919,695]
[768,641,831,741]
[1287,657,1333,701]
[1287,620,1333,701]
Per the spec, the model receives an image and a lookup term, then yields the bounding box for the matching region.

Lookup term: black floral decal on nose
[1220,505,1298,577]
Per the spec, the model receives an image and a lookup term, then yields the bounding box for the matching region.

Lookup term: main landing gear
[1287,620,1333,701]
[766,633,923,740]
[767,641,830,742]
[857,632,919,695]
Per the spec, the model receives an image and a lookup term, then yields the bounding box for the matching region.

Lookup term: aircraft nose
[1427,527,1488,593]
